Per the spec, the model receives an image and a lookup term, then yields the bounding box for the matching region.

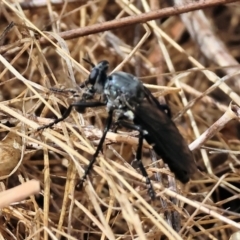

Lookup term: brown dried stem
[189,103,239,151]
[174,0,240,89]
[0,180,40,208]
[36,0,240,44]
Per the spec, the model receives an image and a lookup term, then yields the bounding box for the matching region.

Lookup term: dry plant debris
[0,0,240,239]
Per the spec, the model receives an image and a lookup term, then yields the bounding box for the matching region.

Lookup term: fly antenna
[83,57,95,68]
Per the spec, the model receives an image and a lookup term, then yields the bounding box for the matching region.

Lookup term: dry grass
[0,0,240,239]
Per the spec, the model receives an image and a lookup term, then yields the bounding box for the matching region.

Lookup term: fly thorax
[106,96,124,111]
[114,109,124,119]
[104,85,125,108]
[124,110,135,120]
[143,130,149,135]
[104,82,119,99]
[106,98,118,111]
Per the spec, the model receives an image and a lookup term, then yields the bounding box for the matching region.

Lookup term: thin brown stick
[0,180,40,208]
[174,0,240,89]
[0,21,14,44]
[189,104,238,151]
[39,0,239,44]
[19,0,84,9]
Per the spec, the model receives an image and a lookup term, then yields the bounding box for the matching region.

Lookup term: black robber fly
[38,59,197,199]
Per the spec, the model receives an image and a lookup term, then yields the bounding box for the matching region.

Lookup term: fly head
[84,59,109,88]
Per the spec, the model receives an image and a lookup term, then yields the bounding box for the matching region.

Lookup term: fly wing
[143,86,172,118]
[134,101,197,183]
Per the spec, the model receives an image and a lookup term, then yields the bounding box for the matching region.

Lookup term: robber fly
[38,59,197,199]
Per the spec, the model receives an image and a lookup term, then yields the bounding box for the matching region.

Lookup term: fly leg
[76,109,114,189]
[37,101,109,190]
[37,101,106,130]
[116,120,155,200]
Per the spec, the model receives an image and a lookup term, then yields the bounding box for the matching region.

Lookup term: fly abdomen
[134,101,197,183]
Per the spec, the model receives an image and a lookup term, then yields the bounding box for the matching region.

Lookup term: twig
[38,0,239,45]
[19,0,87,9]
[0,180,40,208]
[174,0,240,89]
[0,21,14,45]
[189,103,239,151]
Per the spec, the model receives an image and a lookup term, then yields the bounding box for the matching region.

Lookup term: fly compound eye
[88,68,99,85]
[98,60,109,72]
[87,60,109,85]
